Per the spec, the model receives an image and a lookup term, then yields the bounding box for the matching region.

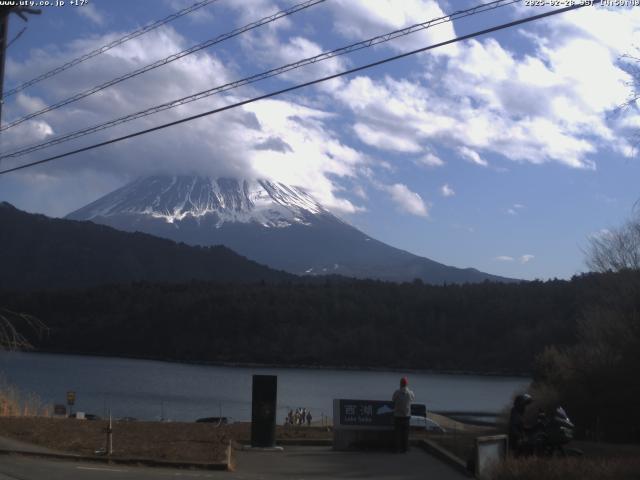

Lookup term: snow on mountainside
[67,175,517,284]
[70,176,328,228]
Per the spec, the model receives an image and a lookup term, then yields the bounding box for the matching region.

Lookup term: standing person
[392,376,415,453]
[306,410,312,427]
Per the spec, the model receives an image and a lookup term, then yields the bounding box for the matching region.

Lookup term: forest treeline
[1,272,621,373]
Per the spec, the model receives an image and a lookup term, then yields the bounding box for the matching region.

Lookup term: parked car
[69,412,101,421]
[117,416,137,422]
[410,415,446,433]
[196,416,228,425]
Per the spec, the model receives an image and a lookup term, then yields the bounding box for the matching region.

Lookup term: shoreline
[7,348,532,379]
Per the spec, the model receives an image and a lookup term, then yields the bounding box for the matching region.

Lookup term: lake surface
[1,352,530,423]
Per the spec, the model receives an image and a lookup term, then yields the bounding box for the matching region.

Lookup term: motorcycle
[520,406,583,457]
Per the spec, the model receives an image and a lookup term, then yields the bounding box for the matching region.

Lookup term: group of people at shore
[285,407,312,426]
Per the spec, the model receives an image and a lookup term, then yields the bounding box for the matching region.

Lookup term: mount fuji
[66,175,514,284]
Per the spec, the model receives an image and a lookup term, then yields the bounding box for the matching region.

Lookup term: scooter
[522,406,583,457]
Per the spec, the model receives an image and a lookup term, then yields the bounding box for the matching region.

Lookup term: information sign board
[339,399,393,427]
[54,404,67,416]
[336,400,427,427]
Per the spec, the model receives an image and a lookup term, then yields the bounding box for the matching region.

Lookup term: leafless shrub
[0,307,47,351]
[0,378,51,417]
[585,216,640,273]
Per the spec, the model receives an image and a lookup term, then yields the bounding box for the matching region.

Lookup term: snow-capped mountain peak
[69,176,328,228]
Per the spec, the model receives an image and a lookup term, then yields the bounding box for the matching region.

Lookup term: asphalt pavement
[0,445,468,480]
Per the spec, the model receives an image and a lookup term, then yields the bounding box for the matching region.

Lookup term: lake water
[1,352,530,423]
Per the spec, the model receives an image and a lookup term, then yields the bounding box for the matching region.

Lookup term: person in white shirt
[392,376,415,453]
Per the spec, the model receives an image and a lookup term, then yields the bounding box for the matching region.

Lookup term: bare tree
[0,307,47,350]
[586,214,640,272]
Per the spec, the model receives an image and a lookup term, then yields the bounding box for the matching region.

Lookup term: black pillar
[250,374,277,447]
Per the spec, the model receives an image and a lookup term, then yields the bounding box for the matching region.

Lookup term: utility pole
[0,6,41,126]
[107,410,113,455]
[0,7,11,125]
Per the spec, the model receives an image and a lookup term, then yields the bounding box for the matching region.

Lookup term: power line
[6,26,27,50]
[0,3,591,177]
[0,0,326,132]
[0,0,520,160]
[0,0,219,100]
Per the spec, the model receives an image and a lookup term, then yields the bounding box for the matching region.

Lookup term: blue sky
[0,0,639,280]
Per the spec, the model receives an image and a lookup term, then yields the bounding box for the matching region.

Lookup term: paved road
[0,435,62,455]
[233,446,469,479]
[1,455,218,480]
[0,446,468,480]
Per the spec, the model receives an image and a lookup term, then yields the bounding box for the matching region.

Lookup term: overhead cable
[0,0,326,132]
[0,3,592,176]
[1,0,220,100]
[0,0,520,158]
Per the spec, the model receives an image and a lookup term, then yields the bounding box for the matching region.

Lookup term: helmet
[400,377,409,387]
[514,393,533,408]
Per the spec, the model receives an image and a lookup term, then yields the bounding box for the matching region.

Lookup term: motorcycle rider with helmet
[508,393,533,456]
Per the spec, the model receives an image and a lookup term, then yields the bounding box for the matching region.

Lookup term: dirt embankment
[0,417,233,462]
[0,417,335,463]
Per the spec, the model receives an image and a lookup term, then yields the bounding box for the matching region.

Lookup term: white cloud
[166,0,216,23]
[246,99,367,213]
[353,185,368,200]
[328,0,458,57]
[440,184,455,197]
[353,123,422,153]
[230,4,346,92]
[252,35,347,91]
[4,1,638,221]
[418,153,444,167]
[329,8,638,171]
[77,4,105,26]
[495,254,534,263]
[507,204,525,215]
[520,254,535,264]
[383,183,429,217]
[1,26,366,215]
[458,146,488,167]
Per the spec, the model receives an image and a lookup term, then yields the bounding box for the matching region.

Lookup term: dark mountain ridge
[0,202,293,290]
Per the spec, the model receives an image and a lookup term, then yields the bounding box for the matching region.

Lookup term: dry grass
[489,456,640,480]
[0,380,51,417]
